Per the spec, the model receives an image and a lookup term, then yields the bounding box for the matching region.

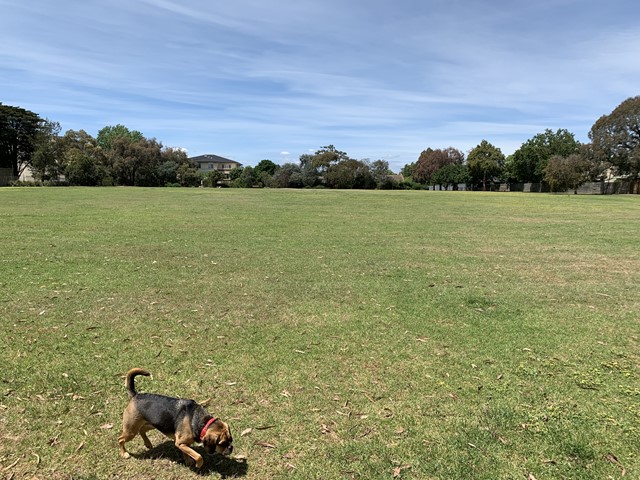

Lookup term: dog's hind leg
[119,403,145,458]
[118,430,137,459]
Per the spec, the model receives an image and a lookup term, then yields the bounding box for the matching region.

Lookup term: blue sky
[1,0,638,172]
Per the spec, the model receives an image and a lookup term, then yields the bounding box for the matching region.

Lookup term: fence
[0,171,16,186]
[504,180,638,195]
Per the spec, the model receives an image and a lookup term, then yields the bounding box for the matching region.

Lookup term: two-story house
[189,154,242,181]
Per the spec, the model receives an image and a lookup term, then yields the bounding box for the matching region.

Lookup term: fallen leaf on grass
[320,424,339,439]
[240,428,252,437]
[379,408,393,418]
[605,453,626,476]
[254,441,276,449]
[2,459,20,471]
[393,464,411,478]
[100,423,113,429]
[76,442,84,452]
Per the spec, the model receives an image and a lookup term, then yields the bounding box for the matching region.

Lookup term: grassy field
[0,187,639,480]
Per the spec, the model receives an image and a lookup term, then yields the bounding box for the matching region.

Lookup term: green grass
[0,187,639,479]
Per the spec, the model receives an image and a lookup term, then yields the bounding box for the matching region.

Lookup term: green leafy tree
[231,165,257,188]
[507,129,581,183]
[401,162,416,180]
[156,160,179,185]
[229,166,243,181]
[255,159,279,177]
[177,162,202,187]
[64,149,106,186]
[110,136,163,186]
[589,96,640,178]
[324,159,374,189]
[543,154,592,193]
[467,140,505,190]
[241,165,257,187]
[158,147,198,186]
[201,169,224,187]
[271,163,302,188]
[298,154,321,187]
[310,145,349,172]
[60,130,110,186]
[253,159,278,187]
[0,104,45,178]
[96,124,143,151]
[31,120,63,181]
[370,159,393,189]
[431,164,470,190]
[251,160,277,187]
[413,147,464,184]
[298,153,314,169]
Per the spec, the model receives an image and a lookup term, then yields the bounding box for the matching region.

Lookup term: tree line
[0,108,201,187]
[404,96,640,192]
[226,146,399,189]
[1,96,638,191]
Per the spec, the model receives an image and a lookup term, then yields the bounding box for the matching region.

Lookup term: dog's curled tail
[125,368,151,398]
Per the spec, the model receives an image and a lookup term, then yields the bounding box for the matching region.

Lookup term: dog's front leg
[176,442,203,468]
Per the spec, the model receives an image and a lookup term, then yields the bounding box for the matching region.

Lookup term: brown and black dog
[118,368,233,468]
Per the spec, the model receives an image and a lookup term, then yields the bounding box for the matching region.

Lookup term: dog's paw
[195,458,204,469]
[120,452,131,459]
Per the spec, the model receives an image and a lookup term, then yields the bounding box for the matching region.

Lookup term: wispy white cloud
[1,0,638,172]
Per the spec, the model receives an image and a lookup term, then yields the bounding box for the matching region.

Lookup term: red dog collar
[200,417,217,441]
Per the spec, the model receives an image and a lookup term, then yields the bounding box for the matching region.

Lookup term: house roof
[189,154,241,165]
[388,174,405,182]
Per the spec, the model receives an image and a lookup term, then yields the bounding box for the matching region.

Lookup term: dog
[118,368,233,468]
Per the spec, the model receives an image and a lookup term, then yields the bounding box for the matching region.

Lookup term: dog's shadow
[133,441,248,477]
